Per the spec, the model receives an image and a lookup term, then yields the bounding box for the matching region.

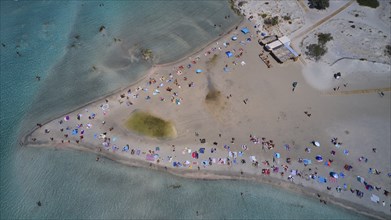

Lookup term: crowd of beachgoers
[25,9,390,219]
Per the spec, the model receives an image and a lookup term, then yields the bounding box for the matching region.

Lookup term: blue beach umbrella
[196,69,203,73]
[318,176,327,183]
[274,153,280,159]
[241,28,249,34]
[315,155,323,162]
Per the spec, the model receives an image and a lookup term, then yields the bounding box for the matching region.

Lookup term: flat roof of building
[260,35,278,45]
[278,36,290,45]
[266,40,283,51]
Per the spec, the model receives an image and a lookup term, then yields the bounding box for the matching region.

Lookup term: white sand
[22,2,391,219]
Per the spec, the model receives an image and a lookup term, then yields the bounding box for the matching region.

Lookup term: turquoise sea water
[0,1,367,219]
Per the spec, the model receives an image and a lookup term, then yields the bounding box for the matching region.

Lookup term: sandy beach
[21,1,390,219]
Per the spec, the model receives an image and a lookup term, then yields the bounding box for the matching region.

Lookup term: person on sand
[292,82,298,91]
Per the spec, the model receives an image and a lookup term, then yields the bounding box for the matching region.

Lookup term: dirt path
[292,0,355,40]
[325,87,391,96]
[297,0,309,13]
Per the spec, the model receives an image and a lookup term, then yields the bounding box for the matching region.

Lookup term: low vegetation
[125,111,176,138]
[385,45,391,57]
[237,1,247,7]
[228,0,243,16]
[317,33,333,45]
[282,14,291,21]
[264,16,279,26]
[308,0,329,10]
[356,0,379,8]
[140,48,153,61]
[305,33,333,61]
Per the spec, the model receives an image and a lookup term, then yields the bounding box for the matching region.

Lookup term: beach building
[259,35,278,46]
[265,40,283,51]
[262,35,300,63]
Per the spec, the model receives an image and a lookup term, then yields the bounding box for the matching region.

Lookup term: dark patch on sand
[205,75,229,121]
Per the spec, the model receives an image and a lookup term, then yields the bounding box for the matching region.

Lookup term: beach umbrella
[330,172,339,179]
[312,141,320,147]
[318,176,327,183]
[102,103,109,111]
[274,153,280,159]
[370,194,379,203]
[366,184,374,191]
[357,176,365,183]
[315,155,323,162]
[196,69,203,73]
[241,28,249,34]
[64,115,70,121]
[231,36,238,41]
[225,51,233,58]
[303,159,311,165]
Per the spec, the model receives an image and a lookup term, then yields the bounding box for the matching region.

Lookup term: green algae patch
[125,111,176,138]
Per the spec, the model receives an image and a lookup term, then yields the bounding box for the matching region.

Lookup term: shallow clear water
[0,1,367,219]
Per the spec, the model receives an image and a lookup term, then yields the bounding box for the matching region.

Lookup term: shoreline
[20,14,390,220]
[26,141,387,220]
[19,17,245,145]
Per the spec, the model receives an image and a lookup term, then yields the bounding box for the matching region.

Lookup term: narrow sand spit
[22,2,390,219]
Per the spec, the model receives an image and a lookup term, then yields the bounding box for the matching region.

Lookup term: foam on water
[0,1,367,219]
